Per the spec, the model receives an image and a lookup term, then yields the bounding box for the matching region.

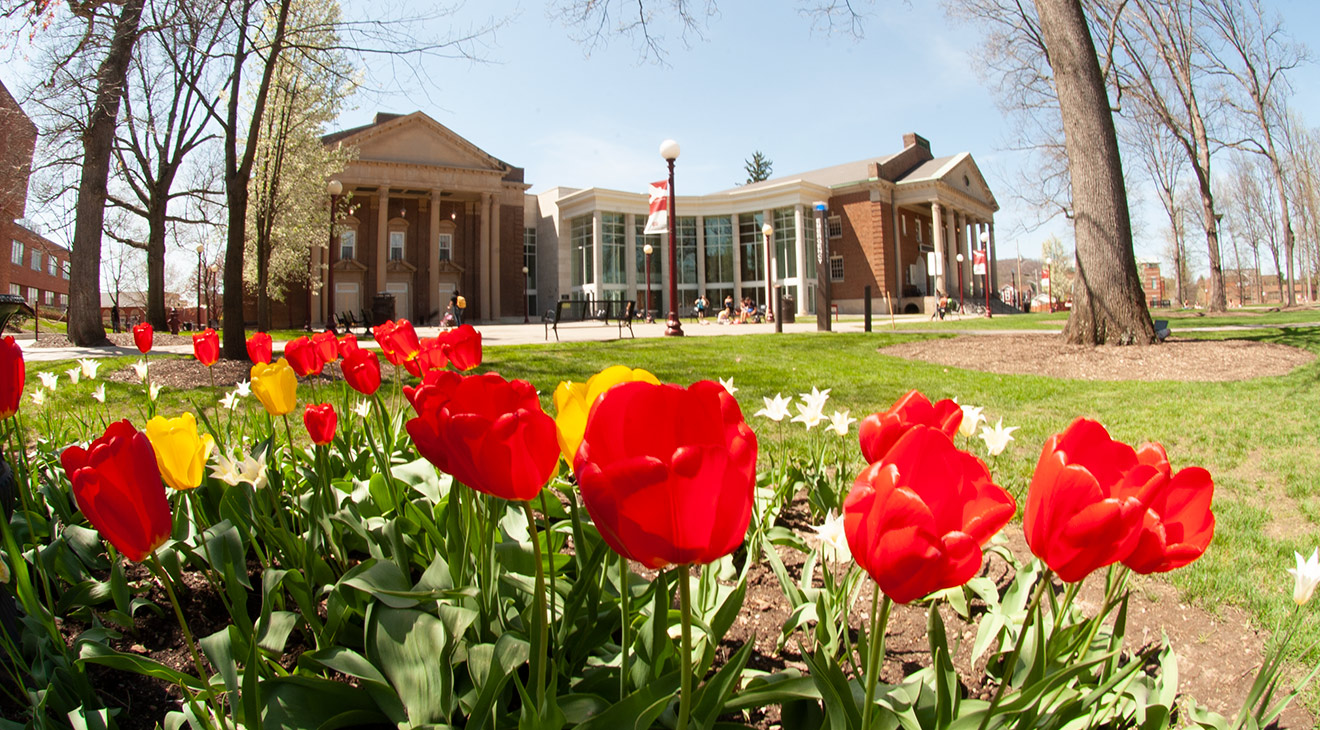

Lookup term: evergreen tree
[744,151,773,184]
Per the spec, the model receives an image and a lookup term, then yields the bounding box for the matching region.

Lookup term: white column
[428,189,441,323]
[794,205,807,314]
[732,214,742,301]
[376,186,391,294]
[931,202,945,296]
[625,213,637,299]
[763,207,774,312]
[695,215,706,297]
[988,221,999,293]
[591,211,604,304]
[479,192,492,318]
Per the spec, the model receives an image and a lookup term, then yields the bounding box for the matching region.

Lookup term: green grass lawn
[21,326,1320,694]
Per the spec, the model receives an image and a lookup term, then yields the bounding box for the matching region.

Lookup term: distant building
[0,79,70,313]
[1136,258,1165,307]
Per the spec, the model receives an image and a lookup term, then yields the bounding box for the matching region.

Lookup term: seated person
[741,299,756,324]
[717,309,731,325]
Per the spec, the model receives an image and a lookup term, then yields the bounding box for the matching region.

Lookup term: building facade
[0,79,69,313]
[308,112,528,327]
[528,133,1000,318]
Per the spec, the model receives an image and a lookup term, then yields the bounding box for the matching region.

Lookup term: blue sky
[335,0,1320,268]
[4,0,1319,275]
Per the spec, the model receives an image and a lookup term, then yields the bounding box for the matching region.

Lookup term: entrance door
[334,283,360,317]
[386,282,410,320]
[437,283,455,320]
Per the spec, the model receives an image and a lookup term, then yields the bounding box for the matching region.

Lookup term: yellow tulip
[251,359,298,416]
[144,412,215,491]
[554,365,660,467]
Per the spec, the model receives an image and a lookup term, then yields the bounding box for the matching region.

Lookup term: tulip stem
[522,500,548,712]
[538,491,558,651]
[861,585,891,730]
[149,553,226,730]
[619,553,631,699]
[979,568,1052,730]
[677,563,694,730]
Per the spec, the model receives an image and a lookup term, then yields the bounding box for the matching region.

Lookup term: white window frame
[30,250,41,271]
[339,229,357,261]
[9,243,20,266]
[27,287,36,303]
[389,230,406,262]
[8,284,18,297]
[437,233,453,262]
[830,255,845,282]
[62,262,69,279]
[827,215,842,239]
[47,256,56,276]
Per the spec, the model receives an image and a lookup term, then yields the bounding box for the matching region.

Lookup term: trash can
[780,295,796,323]
[371,293,396,325]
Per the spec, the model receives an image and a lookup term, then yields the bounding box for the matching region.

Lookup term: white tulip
[1288,549,1320,606]
[979,418,1019,456]
[754,393,793,422]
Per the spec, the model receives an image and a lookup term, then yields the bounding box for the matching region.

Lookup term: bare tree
[1201,0,1306,306]
[1103,0,1229,312]
[1223,154,1284,302]
[1123,108,1188,307]
[107,0,225,330]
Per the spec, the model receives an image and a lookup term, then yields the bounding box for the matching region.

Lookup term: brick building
[1136,258,1166,307]
[0,79,67,312]
[529,133,999,318]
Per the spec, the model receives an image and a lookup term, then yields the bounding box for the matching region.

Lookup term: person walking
[694,295,709,324]
[451,291,466,326]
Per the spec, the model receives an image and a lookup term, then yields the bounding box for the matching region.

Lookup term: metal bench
[545,299,636,341]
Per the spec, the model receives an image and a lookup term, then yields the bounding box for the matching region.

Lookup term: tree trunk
[257,236,270,332]
[1037,0,1155,345]
[147,197,167,330]
[67,0,146,346]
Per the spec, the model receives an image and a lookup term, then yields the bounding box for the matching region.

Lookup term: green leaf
[693,639,754,730]
[466,634,531,726]
[366,605,458,724]
[929,603,957,728]
[260,675,388,730]
[77,643,206,691]
[800,650,860,730]
[575,671,680,730]
[256,611,298,655]
[199,626,242,709]
[392,458,448,505]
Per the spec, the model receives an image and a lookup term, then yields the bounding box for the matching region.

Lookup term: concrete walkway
[19,315,1317,362]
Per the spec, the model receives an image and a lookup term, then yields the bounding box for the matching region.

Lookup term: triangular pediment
[940,155,998,212]
[386,259,418,274]
[436,259,466,275]
[336,112,508,173]
[334,259,368,273]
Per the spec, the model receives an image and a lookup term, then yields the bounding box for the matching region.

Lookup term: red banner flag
[643,180,668,235]
[972,249,987,276]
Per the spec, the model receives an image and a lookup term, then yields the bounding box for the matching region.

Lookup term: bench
[545,299,636,341]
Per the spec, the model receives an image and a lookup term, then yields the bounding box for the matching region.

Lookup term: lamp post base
[664,311,684,337]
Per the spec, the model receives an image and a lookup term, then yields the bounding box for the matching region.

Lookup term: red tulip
[575,380,758,569]
[246,332,273,364]
[311,331,339,366]
[304,403,338,446]
[406,371,558,502]
[342,348,382,396]
[858,390,961,464]
[338,333,360,358]
[1120,442,1215,574]
[132,322,153,354]
[192,328,219,367]
[0,336,23,419]
[844,425,1015,604]
[404,337,448,378]
[373,319,421,366]
[1024,418,1153,582]
[439,324,482,371]
[61,420,172,563]
[284,336,324,377]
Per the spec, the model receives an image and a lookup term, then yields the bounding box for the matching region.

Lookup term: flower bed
[0,323,1315,729]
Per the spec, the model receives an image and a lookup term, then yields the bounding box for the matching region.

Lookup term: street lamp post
[522,265,530,323]
[761,223,774,323]
[955,253,965,312]
[327,180,342,331]
[195,244,204,330]
[978,230,992,318]
[660,139,684,337]
[643,243,654,323]
[814,201,830,332]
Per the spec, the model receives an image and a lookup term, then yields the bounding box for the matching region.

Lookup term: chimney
[902,133,931,153]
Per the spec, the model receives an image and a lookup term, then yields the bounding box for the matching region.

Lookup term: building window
[738,212,765,283]
[30,250,41,271]
[773,207,797,280]
[830,255,845,282]
[601,212,625,285]
[437,233,453,262]
[44,290,52,304]
[570,215,593,287]
[524,228,538,316]
[634,216,662,285]
[27,287,35,303]
[827,215,842,239]
[9,243,20,266]
[916,219,924,243]
[704,216,733,286]
[902,214,907,236]
[677,216,697,287]
[803,208,818,281]
[7,284,17,297]
[63,262,69,279]
[339,229,357,261]
[389,231,405,261]
[47,256,56,276]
